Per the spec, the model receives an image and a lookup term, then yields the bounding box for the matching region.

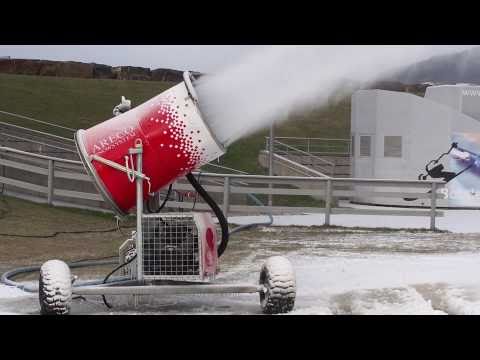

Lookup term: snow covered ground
[229,207,480,233]
[3,210,480,315]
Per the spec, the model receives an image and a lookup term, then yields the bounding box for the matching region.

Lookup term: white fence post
[223,176,230,218]
[325,179,332,226]
[47,159,54,205]
[430,182,437,231]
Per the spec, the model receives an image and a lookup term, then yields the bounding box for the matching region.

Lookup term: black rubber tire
[259,256,296,314]
[38,260,72,315]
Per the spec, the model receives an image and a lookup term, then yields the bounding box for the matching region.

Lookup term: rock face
[93,64,115,79]
[0,59,95,78]
[151,68,184,82]
[0,58,187,82]
[112,66,152,81]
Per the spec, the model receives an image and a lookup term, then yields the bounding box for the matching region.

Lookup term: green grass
[0,195,133,270]
[0,73,352,207]
[0,73,176,137]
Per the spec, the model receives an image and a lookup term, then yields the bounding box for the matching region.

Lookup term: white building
[351,84,480,207]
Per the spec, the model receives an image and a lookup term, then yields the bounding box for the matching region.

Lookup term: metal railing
[0,120,75,144]
[0,146,445,230]
[265,138,336,175]
[201,162,249,175]
[0,132,77,154]
[266,136,351,155]
[261,151,330,178]
[0,110,77,134]
[0,146,94,207]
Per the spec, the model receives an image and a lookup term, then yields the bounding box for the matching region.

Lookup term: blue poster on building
[448,132,480,207]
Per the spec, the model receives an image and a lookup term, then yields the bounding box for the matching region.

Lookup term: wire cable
[0,226,135,238]
[101,254,138,309]
[146,184,173,213]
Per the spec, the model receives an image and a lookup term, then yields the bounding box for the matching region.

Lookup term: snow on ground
[229,208,480,233]
[4,250,480,315]
[0,286,31,315]
[288,252,480,315]
[4,209,480,315]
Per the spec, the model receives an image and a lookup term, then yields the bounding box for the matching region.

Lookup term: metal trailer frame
[72,141,265,298]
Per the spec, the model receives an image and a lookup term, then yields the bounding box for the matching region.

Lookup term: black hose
[229,192,273,234]
[191,172,202,211]
[186,172,229,257]
[101,254,138,309]
[1,258,122,293]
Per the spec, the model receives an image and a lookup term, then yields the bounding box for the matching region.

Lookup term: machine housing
[119,212,218,282]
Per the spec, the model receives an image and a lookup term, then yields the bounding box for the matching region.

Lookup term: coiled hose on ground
[1,258,130,293]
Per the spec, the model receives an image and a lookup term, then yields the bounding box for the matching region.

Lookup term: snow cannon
[75,72,225,216]
[31,71,298,316]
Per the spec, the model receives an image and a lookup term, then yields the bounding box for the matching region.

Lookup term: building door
[355,134,375,178]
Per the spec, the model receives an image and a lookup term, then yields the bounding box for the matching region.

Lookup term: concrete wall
[425,86,463,113]
[426,85,480,121]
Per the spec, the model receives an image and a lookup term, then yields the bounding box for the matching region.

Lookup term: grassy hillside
[0,73,175,137]
[0,73,351,173]
[221,98,351,173]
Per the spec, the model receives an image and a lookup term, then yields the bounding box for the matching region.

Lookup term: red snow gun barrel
[74,71,225,216]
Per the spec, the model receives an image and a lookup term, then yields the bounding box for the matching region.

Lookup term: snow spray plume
[196,45,476,147]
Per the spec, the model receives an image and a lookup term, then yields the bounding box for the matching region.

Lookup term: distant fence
[266,136,351,156]
[259,151,330,178]
[0,146,445,230]
[265,139,336,176]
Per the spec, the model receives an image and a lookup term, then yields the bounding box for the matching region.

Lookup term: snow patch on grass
[229,209,480,233]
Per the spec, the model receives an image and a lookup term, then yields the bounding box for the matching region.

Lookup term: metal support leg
[129,142,144,282]
[268,122,275,206]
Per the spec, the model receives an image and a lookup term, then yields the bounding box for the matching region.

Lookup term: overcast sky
[0,45,476,75]
[0,45,266,72]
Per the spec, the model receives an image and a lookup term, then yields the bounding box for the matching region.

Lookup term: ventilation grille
[142,215,200,278]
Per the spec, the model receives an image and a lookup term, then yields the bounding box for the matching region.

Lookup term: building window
[384,136,402,157]
[359,135,371,157]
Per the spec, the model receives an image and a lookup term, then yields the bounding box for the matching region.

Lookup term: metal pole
[47,159,54,205]
[134,144,144,281]
[223,176,230,218]
[0,151,3,184]
[268,122,275,206]
[430,182,437,231]
[325,179,332,226]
